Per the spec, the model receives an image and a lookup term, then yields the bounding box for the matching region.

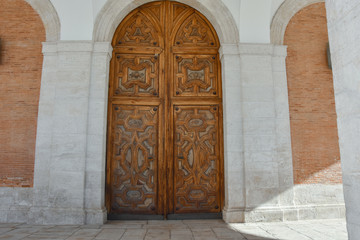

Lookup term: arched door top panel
[112,3,164,48]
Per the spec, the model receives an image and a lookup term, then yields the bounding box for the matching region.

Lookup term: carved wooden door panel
[173,106,221,213]
[107,1,223,219]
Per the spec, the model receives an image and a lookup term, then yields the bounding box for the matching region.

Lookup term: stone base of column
[223,204,345,223]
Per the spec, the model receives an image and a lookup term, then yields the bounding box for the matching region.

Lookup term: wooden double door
[106,1,224,219]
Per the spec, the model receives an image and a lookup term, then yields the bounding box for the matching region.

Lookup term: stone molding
[93,0,239,44]
[24,0,61,41]
[270,0,325,45]
[219,44,239,58]
[42,41,112,55]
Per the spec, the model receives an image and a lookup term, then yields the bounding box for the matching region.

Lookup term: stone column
[238,44,294,222]
[84,42,112,224]
[30,41,94,224]
[220,44,246,223]
[325,1,360,238]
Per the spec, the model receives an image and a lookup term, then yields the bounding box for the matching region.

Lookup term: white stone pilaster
[30,41,95,224]
[84,42,112,224]
[220,44,246,223]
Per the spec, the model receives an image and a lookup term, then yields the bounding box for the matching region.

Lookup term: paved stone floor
[0,219,347,240]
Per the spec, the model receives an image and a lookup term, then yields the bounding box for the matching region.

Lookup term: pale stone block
[226,185,245,207]
[240,55,272,72]
[85,171,105,190]
[227,170,244,187]
[57,41,93,52]
[244,209,283,222]
[42,42,57,54]
[85,189,104,209]
[224,86,242,102]
[226,120,243,134]
[53,114,88,134]
[241,71,273,86]
[39,82,56,102]
[86,134,106,154]
[244,151,276,171]
[226,151,244,171]
[88,99,107,118]
[243,135,276,151]
[219,44,239,57]
[89,78,109,99]
[224,103,242,121]
[273,45,287,57]
[223,71,241,87]
[243,118,275,135]
[36,112,54,134]
[55,72,91,99]
[326,0,359,24]
[271,56,286,72]
[223,207,244,223]
[242,102,275,118]
[7,209,29,223]
[281,209,298,221]
[52,133,87,157]
[85,208,107,225]
[88,117,107,135]
[51,153,85,172]
[246,171,279,189]
[272,72,288,88]
[246,188,279,208]
[242,86,274,101]
[58,53,92,71]
[48,172,85,208]
[32,171,50,188]
[294,184,345,205]
[275,119,292,150]
[226,134,243,152]
[238,44,274,56]
[221,55,241,71]
[53,97,88,120]
[277,189,295,207]
[0,211,7,222]
[85,153,106,172]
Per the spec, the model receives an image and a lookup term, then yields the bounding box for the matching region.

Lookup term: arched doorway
[106,1,224,220]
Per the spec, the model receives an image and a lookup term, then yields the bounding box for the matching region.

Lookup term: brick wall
[284,3,342,184]
[0,0,45,187]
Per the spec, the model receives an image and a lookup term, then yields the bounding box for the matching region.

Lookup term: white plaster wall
[326,0,360,238]
[240,0,272,43]
[50,0,93,40]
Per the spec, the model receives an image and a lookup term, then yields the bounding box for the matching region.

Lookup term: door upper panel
[113,54,160,97]
[173,54,219,97]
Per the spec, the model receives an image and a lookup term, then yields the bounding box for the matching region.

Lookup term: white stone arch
[93,0,239,44]
[24,0,61,41]
[270,0,325,45]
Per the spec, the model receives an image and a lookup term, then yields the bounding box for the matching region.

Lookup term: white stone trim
[270,0,325,45]
[24,0,61,41]
[93,0,239,44]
